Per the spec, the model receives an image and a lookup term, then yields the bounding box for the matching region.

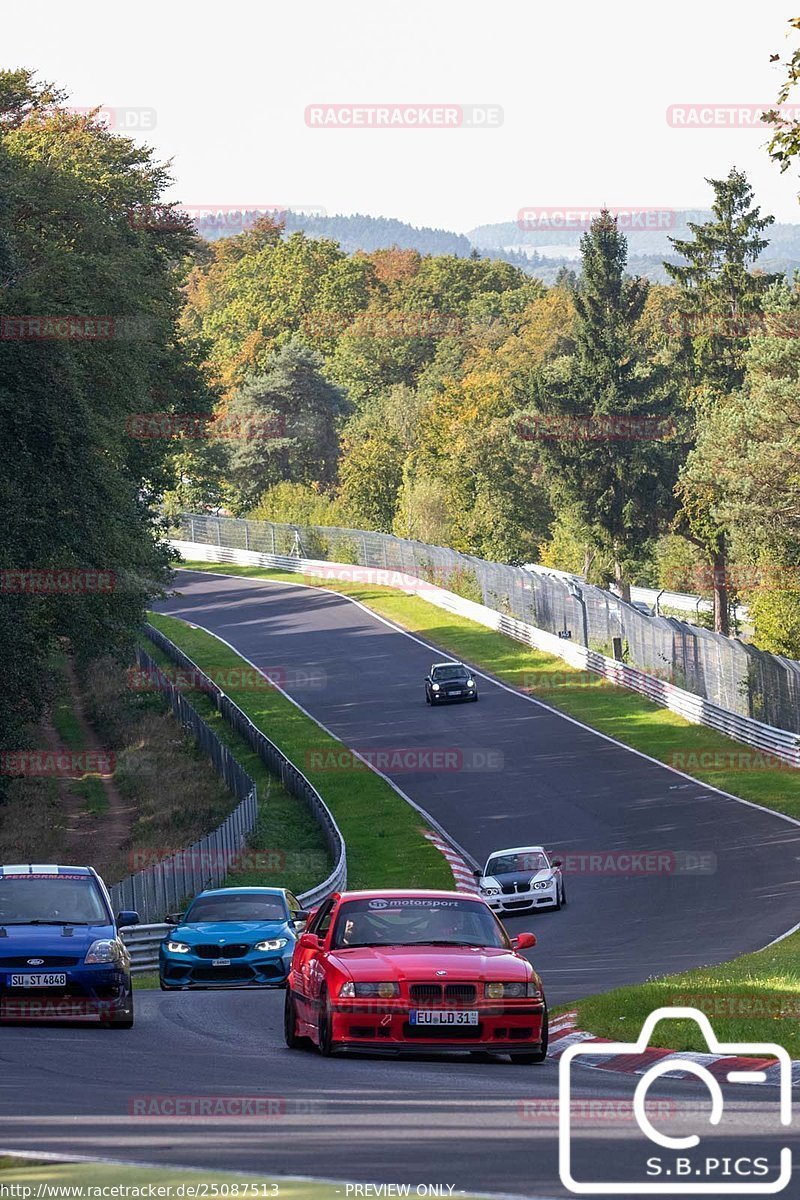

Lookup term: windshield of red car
[185,894,288,923]
[331,896,508,949]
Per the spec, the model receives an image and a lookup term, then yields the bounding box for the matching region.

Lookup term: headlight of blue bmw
[84,939,123,964]
[254,938,288,951]
[481,885,501,895]
[165,941,191,954]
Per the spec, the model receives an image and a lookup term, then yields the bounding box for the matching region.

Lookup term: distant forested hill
[198,207,800,281]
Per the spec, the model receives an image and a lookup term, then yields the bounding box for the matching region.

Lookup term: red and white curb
[547,1011,795,1087]
[424,831,480,892]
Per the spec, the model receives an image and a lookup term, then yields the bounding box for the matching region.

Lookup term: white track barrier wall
[172,541,800,769]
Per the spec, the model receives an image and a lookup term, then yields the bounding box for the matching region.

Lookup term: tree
[534,211,681,599]
[679,282,800,648]
[0,69,212,793]
[665,168,776,631]
[222,341,348,513]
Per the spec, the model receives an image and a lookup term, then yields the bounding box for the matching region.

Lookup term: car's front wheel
[104,985,134,1029]
[317,986,335,1056]
[284,987,308,1049]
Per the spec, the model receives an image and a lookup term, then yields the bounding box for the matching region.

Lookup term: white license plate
[410,1009,478,1026]
[448,690,462,696]
[212,958,231,967]
[9,973,67,988]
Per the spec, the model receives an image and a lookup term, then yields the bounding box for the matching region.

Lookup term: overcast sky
[5,1,800,232]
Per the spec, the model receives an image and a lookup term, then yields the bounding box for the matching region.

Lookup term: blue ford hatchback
[0,864,139,1027]
[159,886,306,989]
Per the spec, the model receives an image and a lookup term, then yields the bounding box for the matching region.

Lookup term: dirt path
[55,661,135,877]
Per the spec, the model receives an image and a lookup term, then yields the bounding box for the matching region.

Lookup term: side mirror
[293,910,310,929]
[472,869,482,880]
[298,931,320,950]
[116,910,140,928]
[552,859,563,868]
[512,932,536,950]
[165,912,185,926]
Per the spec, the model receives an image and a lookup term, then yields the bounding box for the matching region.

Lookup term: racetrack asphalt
[2,569,797,1197]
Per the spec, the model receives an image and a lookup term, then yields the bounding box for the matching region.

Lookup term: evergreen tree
[536,211,681,598]
[665,168,775,632]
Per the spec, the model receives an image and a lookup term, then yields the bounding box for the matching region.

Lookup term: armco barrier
[171,539,800,770]
[142,623,347,911]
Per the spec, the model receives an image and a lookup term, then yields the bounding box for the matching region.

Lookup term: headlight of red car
[485,981,543,999]
[339,981,400,999]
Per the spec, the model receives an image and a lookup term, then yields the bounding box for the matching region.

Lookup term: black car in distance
[425,661,479,705]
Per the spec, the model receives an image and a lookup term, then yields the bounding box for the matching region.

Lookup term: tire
[104,986,134,1029]
[553,888,562,911]
[317,986,335,1056]
[425,690,431,705]
[472,692,479,702]
[510,1006,548,1063]
[560,882,567,907]
[283,987,307,1050]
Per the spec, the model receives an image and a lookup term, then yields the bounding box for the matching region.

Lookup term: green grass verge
[0,1159,390,1199]
[147,612,452,892]
[176,560,800,822]
[140,635,331,898]
[554,928,800,1058]
[132,971,159,990]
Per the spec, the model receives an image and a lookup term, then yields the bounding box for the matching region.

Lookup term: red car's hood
[329,944,534,983]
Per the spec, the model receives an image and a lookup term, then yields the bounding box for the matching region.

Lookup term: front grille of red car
[409,982,477,1004]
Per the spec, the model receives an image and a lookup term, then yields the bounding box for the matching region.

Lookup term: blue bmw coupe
[159,886,307,989]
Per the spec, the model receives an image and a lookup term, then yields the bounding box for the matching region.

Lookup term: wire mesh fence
[178,512,800,735]
[109,646,258,924]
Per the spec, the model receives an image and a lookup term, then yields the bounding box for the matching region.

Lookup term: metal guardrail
[177,513,800,735]
[142,623,347,910]
[171,537,800,770]
[116,627,348,971]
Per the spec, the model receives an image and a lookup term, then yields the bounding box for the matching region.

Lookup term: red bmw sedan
[284,889,547,1062]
